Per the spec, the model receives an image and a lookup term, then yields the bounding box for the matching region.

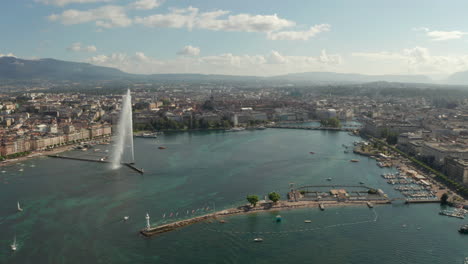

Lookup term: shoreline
[140,199,390,237]
[0,138,111,167]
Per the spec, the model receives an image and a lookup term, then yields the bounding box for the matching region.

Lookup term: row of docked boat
[439,208,466,219]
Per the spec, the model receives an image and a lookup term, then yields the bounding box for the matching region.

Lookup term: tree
[320,117,341,128]
[246,195,259,207]
[440,193,449,205]
[268,192,281,203]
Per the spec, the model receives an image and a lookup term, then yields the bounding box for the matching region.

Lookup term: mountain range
[1,56,468,85]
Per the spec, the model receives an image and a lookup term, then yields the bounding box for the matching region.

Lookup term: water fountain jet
[111,89,134,169]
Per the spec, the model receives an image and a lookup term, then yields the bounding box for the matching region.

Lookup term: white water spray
[111,89,134,169]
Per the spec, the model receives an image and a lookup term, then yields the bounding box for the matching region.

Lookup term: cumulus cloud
[36,0,113,6]
[46,4,328,40]
[0,53,16,58]
[87,50,341,76]
[267,24,330,40]
[67,42,97,52]
[130,0,164,10]
[48,5,132,28]
[413,27,468,41]
[352,46,468,75]
[134,7,295,32]
[177,45,200,56]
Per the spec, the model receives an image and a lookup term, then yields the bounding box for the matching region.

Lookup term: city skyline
[2,0,468,78]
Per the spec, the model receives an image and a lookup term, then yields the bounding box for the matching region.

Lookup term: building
[445,157,468,186]
[421,142,468,167]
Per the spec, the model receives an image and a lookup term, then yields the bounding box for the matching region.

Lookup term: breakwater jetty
[140,199,391,237]
[140,185,391,237]
[47,155,144,174]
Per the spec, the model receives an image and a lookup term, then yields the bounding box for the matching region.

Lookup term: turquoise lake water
[0,129,466,263]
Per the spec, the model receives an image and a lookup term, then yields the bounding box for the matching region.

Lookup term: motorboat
[10,236,17,251]
[253,238,263,242]
[17,202,23,212]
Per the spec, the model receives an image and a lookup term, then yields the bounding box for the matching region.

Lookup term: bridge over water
[267,125,360,132]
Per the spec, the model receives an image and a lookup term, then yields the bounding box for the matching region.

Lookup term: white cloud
[87,50,341,76]
[36,0,113,6]
[413,27,468,41]
[48,5,132,28]
[267,24,330,40]
[0,53,16,58]
[268,50,287,64]
[47,4,327,40]
[426,30,468,41]
[352,47,468,75]
[134,7,296,32]
[318,49,342,65]
[67,42,97,52]
[130,0,164,10]
[177,45,200,56]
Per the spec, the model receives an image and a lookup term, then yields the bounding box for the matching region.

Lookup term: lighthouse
[145,213,151,230]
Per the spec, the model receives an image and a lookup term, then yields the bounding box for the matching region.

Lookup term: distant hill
[0,56,434,84]
[0,57,133,81]
[272,72,432,84]
[446,71,468,84]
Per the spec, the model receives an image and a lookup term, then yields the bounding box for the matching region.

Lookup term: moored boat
[459,224,468,234]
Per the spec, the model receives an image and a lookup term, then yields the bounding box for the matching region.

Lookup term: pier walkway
[140,199,390,237]
[47,155,144,174]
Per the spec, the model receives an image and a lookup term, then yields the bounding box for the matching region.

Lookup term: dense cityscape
[0,82,467,199]
[2,0,468,263]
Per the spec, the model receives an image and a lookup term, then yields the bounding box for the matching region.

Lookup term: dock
[48,155,144,174]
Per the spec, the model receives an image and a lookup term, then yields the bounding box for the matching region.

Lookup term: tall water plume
[111,89,134,169]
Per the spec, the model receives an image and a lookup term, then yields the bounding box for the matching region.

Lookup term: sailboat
[17,201,23,212]
[10,235,17,251]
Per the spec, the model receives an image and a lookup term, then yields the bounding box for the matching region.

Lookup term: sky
[2,0,468,78]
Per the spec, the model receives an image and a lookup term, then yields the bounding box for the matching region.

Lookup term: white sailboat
[10,235,17,251]
[17,201,23,212]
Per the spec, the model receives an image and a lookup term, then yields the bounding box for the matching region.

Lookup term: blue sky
[2,0,468,78]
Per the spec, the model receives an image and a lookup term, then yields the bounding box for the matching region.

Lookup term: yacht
[226,127,245,132]
[10,236,17,251]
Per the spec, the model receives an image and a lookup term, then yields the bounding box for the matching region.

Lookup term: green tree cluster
[2,151,32,160]
[320,117,341,128]
[246,195,259,207]
[268,192,281,203]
